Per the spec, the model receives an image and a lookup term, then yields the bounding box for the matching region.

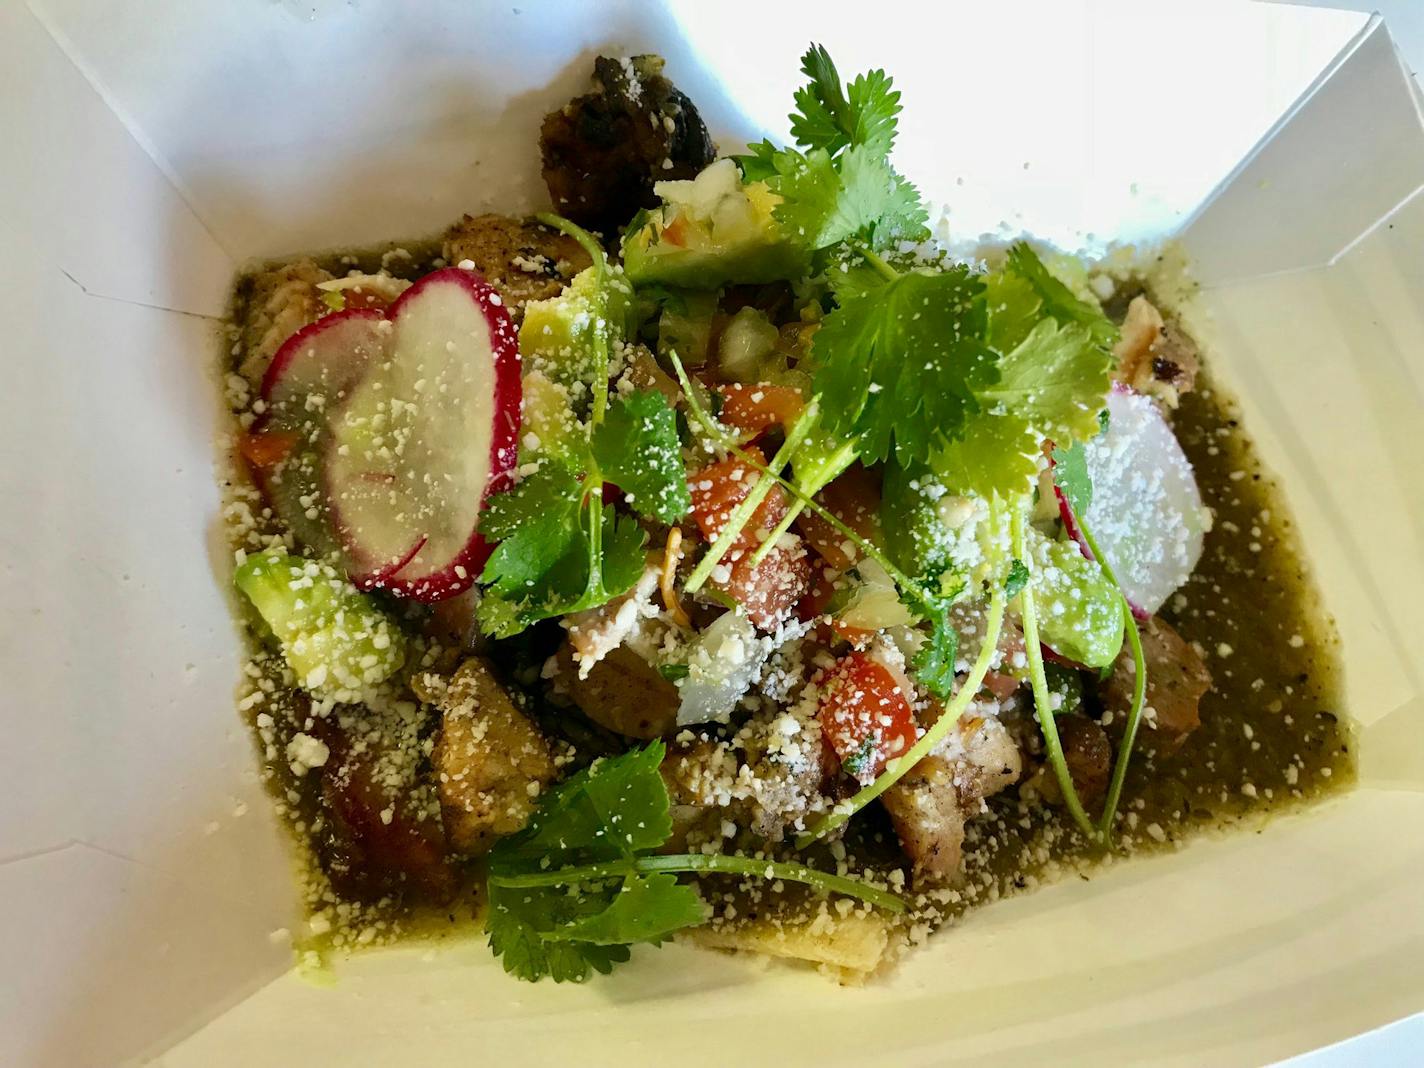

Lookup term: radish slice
[1066,389,1207,617]
[325,269,520,601]
[259,310,388,562]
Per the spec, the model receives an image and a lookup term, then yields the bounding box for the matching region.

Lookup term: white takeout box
[3,1,1422,1064]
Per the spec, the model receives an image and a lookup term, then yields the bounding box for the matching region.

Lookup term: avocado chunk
[519,263,635,391]
[621,159,810,288]
[235,550,407,698]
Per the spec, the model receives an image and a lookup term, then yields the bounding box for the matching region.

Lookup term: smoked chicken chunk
[881,716,1022,883]
[420,658,556,856]
[1101,616,1212,753]
[441,213,591,312]
[539,55,715,234]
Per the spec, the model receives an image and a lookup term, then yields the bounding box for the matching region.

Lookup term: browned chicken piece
[555,643,680,740]
[660,713,830,845]
[740,716,831,841]
[311,718,456,905]
[540,55,716,234]
[563,559,661,678]
[881,715,1022,884]
[421,658,557,856]
[442,213,591,313]
[880,755,967,884]
[1030,714,1114,808]
[238,258,334,387]
[1113,295,1201,408]
[1101,616,1212,753]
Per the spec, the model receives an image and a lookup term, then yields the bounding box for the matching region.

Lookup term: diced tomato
[661,215,689,248]
[688,447,789,551]
[346,286,392,312]
[239,429,298,470]
[817,651,918,784]
[712,537,811,631]
[717,382,805,436]
[980,670,1022,701]
[794,464,883,571]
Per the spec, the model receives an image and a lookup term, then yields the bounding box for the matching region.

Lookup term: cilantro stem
[1013,508,1099,841]
[534,212,611,426]
[670,353,918,597]
[795,583,1006,849]
[1072,513,1147,840]
[683,399,820,594]
[487,854,905,914]
[853,243,901,283]
[745,440,859,570]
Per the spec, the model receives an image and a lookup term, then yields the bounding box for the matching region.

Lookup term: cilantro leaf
[983,268,1044,353]
[485,742,698,982]
[750,46,925,256]
[488,742,673,873]
[734,138,781,183]
[542,872,706,946]
[910,598,959,699]
[770,145,927,253]
[486,885,633,982]
[478,489,646,638]
[789,45,849,154]
[979,318,1112,445]
[1004,558,1030,600]
[591,390,691,523]
[1051,440,1093,517]
[478,464,584,598]
[927,409,1039,502]
[483,739,905,983]
[812,267,998,466]
[789,44,902,158]
[1003,243,1117,350]
[826,256,892,303]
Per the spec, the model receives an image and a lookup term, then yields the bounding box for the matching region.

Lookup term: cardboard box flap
[1183,15,1424,283]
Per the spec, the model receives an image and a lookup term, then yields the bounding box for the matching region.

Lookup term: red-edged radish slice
[1063,389,1208,617]
[325,269,520,602]
[258,310,388,562]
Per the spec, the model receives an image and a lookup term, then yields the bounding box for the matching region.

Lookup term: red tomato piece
[341,286,392,312]
[712,537,811,631]
[817,651,918,784]
[717,382,805,437]
[794,463,883,571]
[238,429,298,470]
[688,447,789,551]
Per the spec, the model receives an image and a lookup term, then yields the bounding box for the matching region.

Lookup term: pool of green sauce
[224,260,1356,967]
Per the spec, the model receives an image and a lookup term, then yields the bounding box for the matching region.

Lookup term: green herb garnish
[737,45,927,254]
[477,215,690,637]
[486,741,905,982]
[1004,559,1030,600]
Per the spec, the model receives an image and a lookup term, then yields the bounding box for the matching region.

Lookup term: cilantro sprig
[737,45,928,256]
[669,352,962,699]
[486,741,905,982]
[477,215,691,637]
[1049,454,1148,841]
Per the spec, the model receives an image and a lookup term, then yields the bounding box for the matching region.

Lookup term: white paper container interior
[2,1,1422,1064]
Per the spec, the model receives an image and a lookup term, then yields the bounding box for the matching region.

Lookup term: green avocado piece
[519,264,635,389]
[234,550,407,697]
[1026,530,1125,669]
[621,159,809,288]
